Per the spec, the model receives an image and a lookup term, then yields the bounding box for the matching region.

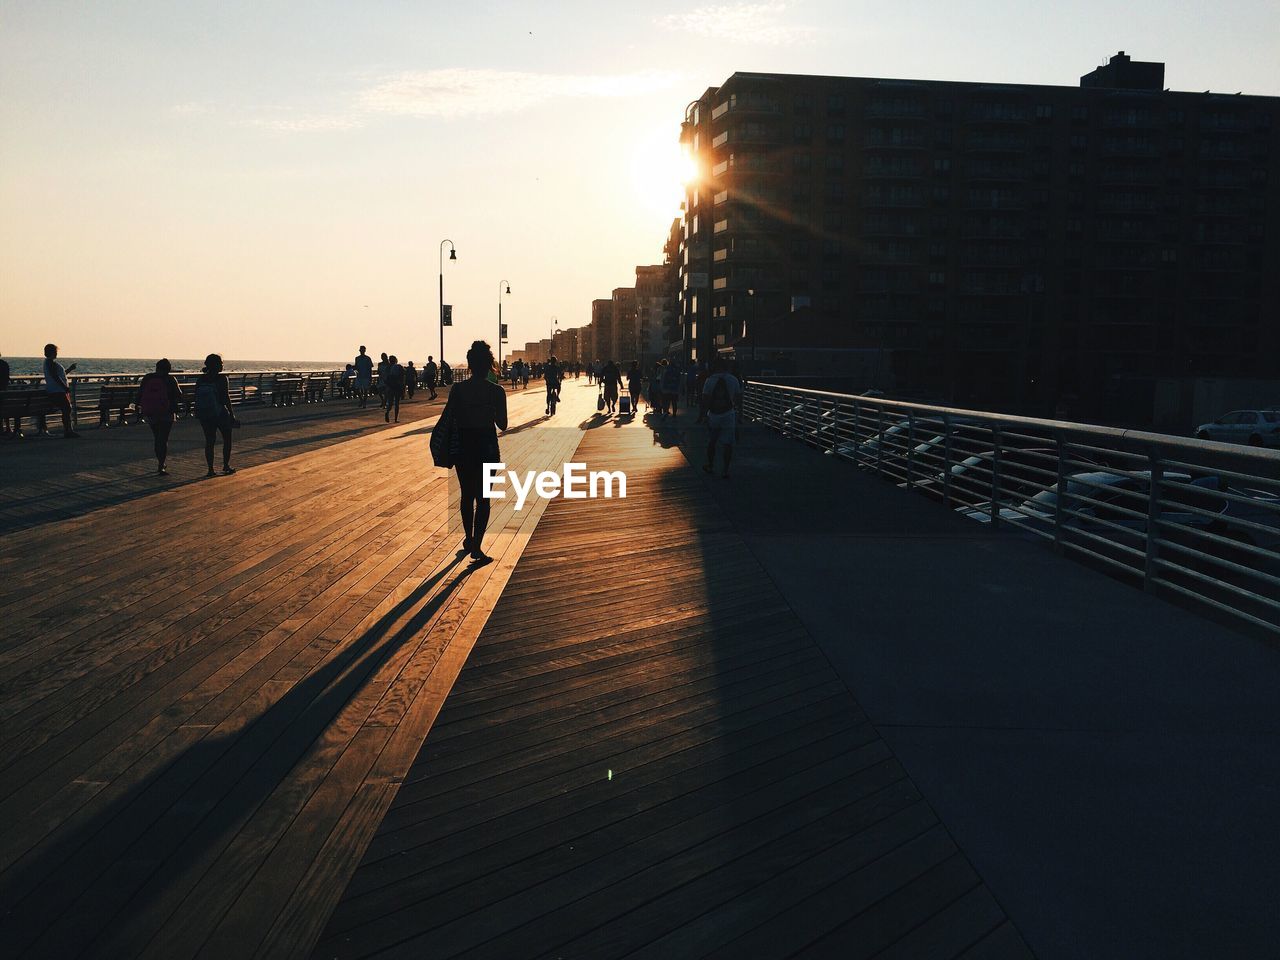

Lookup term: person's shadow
[0,555,473,958]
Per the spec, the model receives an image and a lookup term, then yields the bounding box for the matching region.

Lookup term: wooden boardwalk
[315,407,1033,959]
[0,385,578,958]
[1,380,1031,958]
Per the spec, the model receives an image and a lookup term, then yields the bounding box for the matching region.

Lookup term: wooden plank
[316,419,1027,959]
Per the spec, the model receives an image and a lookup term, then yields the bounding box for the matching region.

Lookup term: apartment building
[677,53,1280,421]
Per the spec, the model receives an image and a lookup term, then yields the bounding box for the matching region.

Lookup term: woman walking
[194,353,239,477]
[442,341,508,565]
[135,358,184,475]
[626,361,643,415]
[601,359,622,415]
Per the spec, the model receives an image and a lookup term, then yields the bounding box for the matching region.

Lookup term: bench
[0,390,58,438]
[305,375,329,403]
[272,377,303,407]
[98,383,139,426]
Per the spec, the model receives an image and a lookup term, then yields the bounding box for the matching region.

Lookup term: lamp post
[439,239,457,366]
[549,316,558,360]
[497,280,511,367]
[747,288,758,365]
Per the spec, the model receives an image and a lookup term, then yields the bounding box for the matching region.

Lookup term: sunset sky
[2,0,1277,362]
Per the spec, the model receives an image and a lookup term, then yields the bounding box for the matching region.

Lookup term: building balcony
[964,136,1030,153]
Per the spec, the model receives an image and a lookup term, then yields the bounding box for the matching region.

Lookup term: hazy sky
[2,0,1277,361]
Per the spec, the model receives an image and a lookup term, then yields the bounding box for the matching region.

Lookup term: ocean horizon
[2,357,344,378]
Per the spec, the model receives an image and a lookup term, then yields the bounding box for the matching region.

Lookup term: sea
[2,357,343,377]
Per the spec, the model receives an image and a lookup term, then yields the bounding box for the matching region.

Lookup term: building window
[934,157,951,173]
[827,93,845,114]
[928,271,946,285]
[1069,161,1085,177]
[1161,248,1177,263]
[1035,104,1052,119]
[826,153,844,174]
[827,124,846,143]
[1066,217,1082,233]
[793,153,811,172]
[933,185,950,204]
[793,123,812,141]
[1071,105,1088,122]
[794,93,812,114]
[1070,134,1087,150]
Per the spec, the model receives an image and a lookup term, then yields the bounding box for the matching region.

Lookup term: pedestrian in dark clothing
[194,353,239,477]
[442,340,508,566]
[440,360,453,385]
[43,343,80,438]
[601,360,622,414]
[405,361,417,399]
[384,355,405,423]
[424,356,439,400]
[136,358,184,474]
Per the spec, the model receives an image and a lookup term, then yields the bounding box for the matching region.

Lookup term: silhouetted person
[702,357,742,479]
[405,361,417,399]
[353,346,373,407]
[442,340,507,566]
[626,361,643,414]
[136,358,184,475]
[0,354,10,438]
[601,359,622,414]
[43,343,79,438]
[661,359,682,419]
[440,359,452,385]
[384,355,404,423]
[545,354,562,416]
[194,353,239,476]
[424,356,438,400]
[376,352,389,408]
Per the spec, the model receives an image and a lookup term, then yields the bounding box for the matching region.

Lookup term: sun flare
[628,135,697,222]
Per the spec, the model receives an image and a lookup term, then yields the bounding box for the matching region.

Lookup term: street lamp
[498,280,511,367]
[439,239,457,366]
[549,316,558,360]
[746,288,758,364]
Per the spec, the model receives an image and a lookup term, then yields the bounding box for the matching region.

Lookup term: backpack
[708,376,733,415]
[194,380,220,420]
[138,377,170,419]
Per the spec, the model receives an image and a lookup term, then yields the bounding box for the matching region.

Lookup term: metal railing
[744,381,1280,634]
[6,369,354,428]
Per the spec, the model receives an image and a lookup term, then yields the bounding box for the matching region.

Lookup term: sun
[628,134,697,222]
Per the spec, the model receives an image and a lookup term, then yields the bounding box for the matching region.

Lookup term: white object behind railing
[744,381,1280,634]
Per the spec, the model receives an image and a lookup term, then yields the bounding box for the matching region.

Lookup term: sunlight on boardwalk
[0,386,585,959]
[315,412,1032,960]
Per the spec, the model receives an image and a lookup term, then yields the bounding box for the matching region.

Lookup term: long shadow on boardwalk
[313,417,1032,958]
[0,557,472,959]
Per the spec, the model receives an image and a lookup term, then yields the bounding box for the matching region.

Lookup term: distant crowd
[1,343,746,509]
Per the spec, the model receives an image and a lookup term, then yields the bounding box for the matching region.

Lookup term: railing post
[829,399,839,454]
[1143,451,1162,593]
[906,410,916,489]
[851,402,861,466]
[990,426,1002,530]
[875,407,884,477]
[70,378,79,430]
[942,413,953,508]
[1054,432,1068,553]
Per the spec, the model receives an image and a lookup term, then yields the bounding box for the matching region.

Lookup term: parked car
[913,446,1079,504]
[960,469,1280,574]
[1195,410,1280,448]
